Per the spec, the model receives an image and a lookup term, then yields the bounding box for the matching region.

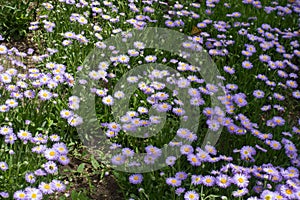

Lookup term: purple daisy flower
[166,177,182,187]
[272,116,285,126]
[155,102,172,112]
[175,187,185,196]
[259,54,271,63]
[206,119,220,131]
[43,148,59,161]
[191,175,202,185]
[166,156,177,166]
[145,55,157,63]
[39,182,54,195]
[51,180,66,192]
[233,173,249,188]
[13,190,27,200]
[57,155,70,165]
[187,154,201,166]
[232,188,248,197]
[0,162,8,171]
[129,174,143,184]
[25,188,43,200]
[253,90,265,98]
[172,107,185,116]
[145,145,162,158]
[38,89,52,101]
[180,145,194,155]
[43,161,58,174]
[233,93,248,107]
[17,130,32,141]
[242,60,253,69]
[184,190,199,200]
[175,171,188,181]
[216,174,231,188]
[202,175,215,187]
[25,172,36,184]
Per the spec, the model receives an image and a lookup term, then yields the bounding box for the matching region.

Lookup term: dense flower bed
[0,0,299,199]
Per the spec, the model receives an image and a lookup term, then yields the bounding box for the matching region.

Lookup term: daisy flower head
[233,173,249,188]
[114,91,125,99]
[280,185,296,199]
[57,155,70,165]
[0,192,8,198]
[0,161,8,171]
[175,187,186,196]
[49,134,60,142]
[166,156,177,166]
[224,66,235,74]
[234,93,248,107]
[216,174,231,188]
[0,73,12,84]
[184,190,199,200]
[38,89,52,101]
[0,126,13,136]
[187,154,201,166]
[175,171,188,181]
[240,146,256,162]
[122,148,135,157]
[176,128,192,139]
[232,188,248,197]
[166,177,182,187]
[203,107,214,117]
[43,148,59,161]
[128,49,139,57]
[24,90,36,99]
[13,190,27,200]
[67,115,83,127]
[242,60,253,69]
[172,107,186,116]
[133,41,145,50]
[5,133,17,144]
[77,16,88,25]
[292,90,300,99]
[180,145,194,155]
[204,144,217,155]
[111,154,126,165]
[102,95,114,106]
[145,145,162,158]
[0,45,7,54]
[25,188,43,200]
[144,154,156,165]
[129,174,143,184]
[51,180,66,192]
[253,90,265,98]
[17,130,32,141]
[38,182,55,195]
[53,142,68,155]
[155,102,172,112]
[196,148,211,161]
[202,175,215,187]
[191,175,202,185]
[118,54,130,64]
[145,55,157,63]
[60,109,74,119]
[137,106,148,114]
[272,116,285,126]
[177,78,191,88]
[207,119,220,131]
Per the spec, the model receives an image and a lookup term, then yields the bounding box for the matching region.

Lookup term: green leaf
[59,196,66,200]
[77,163,85,173]
[91,155,100,169]
[71,190,78,199]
